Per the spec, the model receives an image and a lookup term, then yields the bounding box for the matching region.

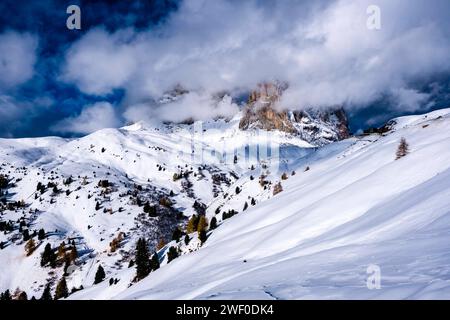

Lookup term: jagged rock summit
[239,82,350,146]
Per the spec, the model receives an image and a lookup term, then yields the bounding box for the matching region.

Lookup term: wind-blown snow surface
[75,108,450,300]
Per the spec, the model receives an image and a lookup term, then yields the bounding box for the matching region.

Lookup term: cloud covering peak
[60,0,450,125]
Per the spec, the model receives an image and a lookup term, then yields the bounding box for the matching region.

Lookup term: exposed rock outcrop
[239,82,350,146]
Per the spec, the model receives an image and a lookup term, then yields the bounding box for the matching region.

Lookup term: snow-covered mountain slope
[1,108,450,300]
[0,112,314,298]
[70,108,450,300]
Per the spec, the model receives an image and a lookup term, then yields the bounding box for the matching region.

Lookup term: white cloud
[124,92,239,124]
[51,102,121,135]
[0,31,38,90]
[61,0,450,121]
[61,29,137,95]
[390,88,432,112]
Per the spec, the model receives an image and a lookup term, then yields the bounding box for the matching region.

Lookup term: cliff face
[239,82,350,146]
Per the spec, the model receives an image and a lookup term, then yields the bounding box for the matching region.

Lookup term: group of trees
[0,278,67,300]
[223,209,238,220]
[41,243,57,268]
[134,238,160,281]
[40,241,78,269]
[186,214,209,244]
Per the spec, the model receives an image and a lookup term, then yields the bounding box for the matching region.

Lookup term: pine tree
[69,245,78,263]
[396,137,409,160]
[197,216,208,233]
[186,214,199,234]
[54,277,68,300]
[198,230,207,244]
[150,252,160,271]
[95,202,101,211]
[209,217,217,230]
[184,234,190,245]
[25,238,36,256]
[135,238,150,281]
[63,254,71,273]
[40,284,52,300]
[243,202,248,211]
[38,228,46,240]
[167,246,179,263]
[41,243,56,268]
[57,241,66,259]
[94,265,106,284]
[22,229,30,241]
[273,182,283,195]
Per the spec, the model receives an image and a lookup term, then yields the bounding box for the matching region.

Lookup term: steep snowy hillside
[1,107,449,300]
[70,108,450,300]
[0,111,319,299]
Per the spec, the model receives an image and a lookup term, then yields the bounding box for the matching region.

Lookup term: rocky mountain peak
[239,82,350,146]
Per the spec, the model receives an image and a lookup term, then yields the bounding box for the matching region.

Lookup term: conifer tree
[273,182,283,195]
[25,238,36,256]
[243,202,248,211]
[186,214,199,234]
[197,216,208,233]
[38,228,46,240]
[57,241,66,259]
[0,289,11,300]
[167,246,179,263]
[94,265,106,284]
[69,245,78,263]
[199,230,208,244]
[150,252,160,271]
[40,284,52,300]
[396,137,409,160]
[54,277,68,300]
[22,229,30,241]
[209,217,217,230]
[63,254,71,273]
[17,291,28,300]
[135,238,150,280]
[41,243,56,268]
[184,234,190,245]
